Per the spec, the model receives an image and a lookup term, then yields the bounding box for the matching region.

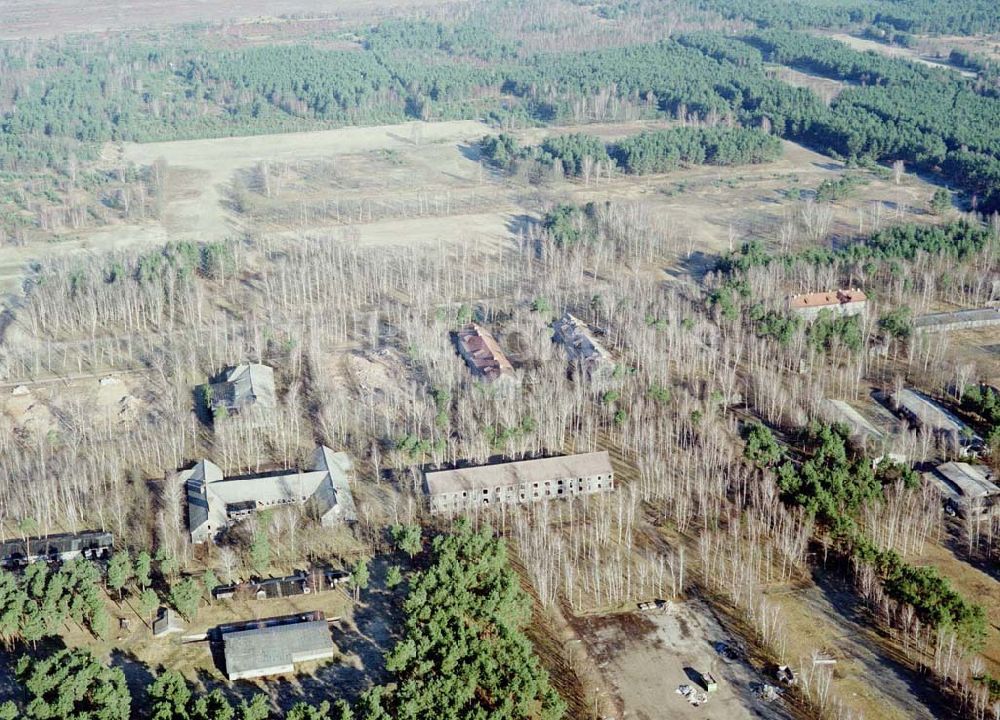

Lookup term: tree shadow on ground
[810,564,963,720]
[289,556,405,711]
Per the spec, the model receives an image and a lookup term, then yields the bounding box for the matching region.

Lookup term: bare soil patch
[825,33,976,78]
[574,600,796,720]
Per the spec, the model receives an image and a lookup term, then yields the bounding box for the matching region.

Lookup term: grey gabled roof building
[552,313,614,377]
[184,446,356,543]
[929,462,1000,505]
[888,388,982,451]
[221,613,334,680]
[208,363,276,413]
[0,531,113,569]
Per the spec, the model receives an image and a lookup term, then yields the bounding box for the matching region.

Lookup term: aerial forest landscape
[1,0,1000,718]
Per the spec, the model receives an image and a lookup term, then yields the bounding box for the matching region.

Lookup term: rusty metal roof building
[456,324,515,382]
[788,289,867,310]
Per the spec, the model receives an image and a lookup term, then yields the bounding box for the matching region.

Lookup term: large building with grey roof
[914,307,1000,334]
[208,363,276,414]
[425,451,614,513]
[927,462,999,512]
[888,388,982,453]
[184,446,356,543]
[552,313,614,378]
[221,612,334,680]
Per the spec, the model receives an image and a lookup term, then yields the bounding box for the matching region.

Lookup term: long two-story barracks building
[425,451,614,513]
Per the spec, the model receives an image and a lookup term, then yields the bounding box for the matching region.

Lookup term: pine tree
[149,670,191,720]
[16,648,130,720]
[239,694,269,720]
[134,551,153,590]
[139,588,159,625]
[390,525,422,557]
[385,566,403,589]
[350,558,369,601]
[201,569,220,602]
[169,578,202,621]
[249,514,272,576]
[288,701,332,720]
[107,550,133,601]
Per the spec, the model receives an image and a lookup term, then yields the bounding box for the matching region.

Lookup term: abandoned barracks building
[888,388,982,453]
[184,446,356,543]
[552,312,614,378]
[456,323,516,383]
[425,451,615,513]
[206,362,276,414]
[0,530,113,569]
[927,461,999,513]
[220,611,334,681]
[787,289,867,321]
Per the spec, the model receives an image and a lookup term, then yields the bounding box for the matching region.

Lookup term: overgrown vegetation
[745,421,987,651]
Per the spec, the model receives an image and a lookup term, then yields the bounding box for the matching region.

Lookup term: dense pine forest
[3,0,1000,240]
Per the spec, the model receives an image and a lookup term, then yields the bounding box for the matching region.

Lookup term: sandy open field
[0,115,943,303]
[575,600,796,720]
[826,33,977,78]
[0,0,460,39]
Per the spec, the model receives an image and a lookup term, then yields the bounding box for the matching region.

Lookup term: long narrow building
[220,612,334,681]
[455,323,515,383]
[425,451,614,513]
[0,531,113,569]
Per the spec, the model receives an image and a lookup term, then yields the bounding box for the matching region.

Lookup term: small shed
[152,608,185,637]
[703,672,719,693]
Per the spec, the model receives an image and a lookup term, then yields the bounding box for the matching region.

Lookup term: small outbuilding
[152,607,185,637]
[207,363,277,414]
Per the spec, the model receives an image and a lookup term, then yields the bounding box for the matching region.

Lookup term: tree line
[481,126,783,179]
[744,421,987,651]
[5,18,1000,237]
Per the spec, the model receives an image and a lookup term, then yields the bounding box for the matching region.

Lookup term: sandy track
[122,120,492,176]
[0,0,458,39]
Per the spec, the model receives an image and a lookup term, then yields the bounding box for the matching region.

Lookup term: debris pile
[676,684,709,706]
[750,682,782,702]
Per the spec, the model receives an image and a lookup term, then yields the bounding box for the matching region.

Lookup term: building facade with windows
[425,451,614,513]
